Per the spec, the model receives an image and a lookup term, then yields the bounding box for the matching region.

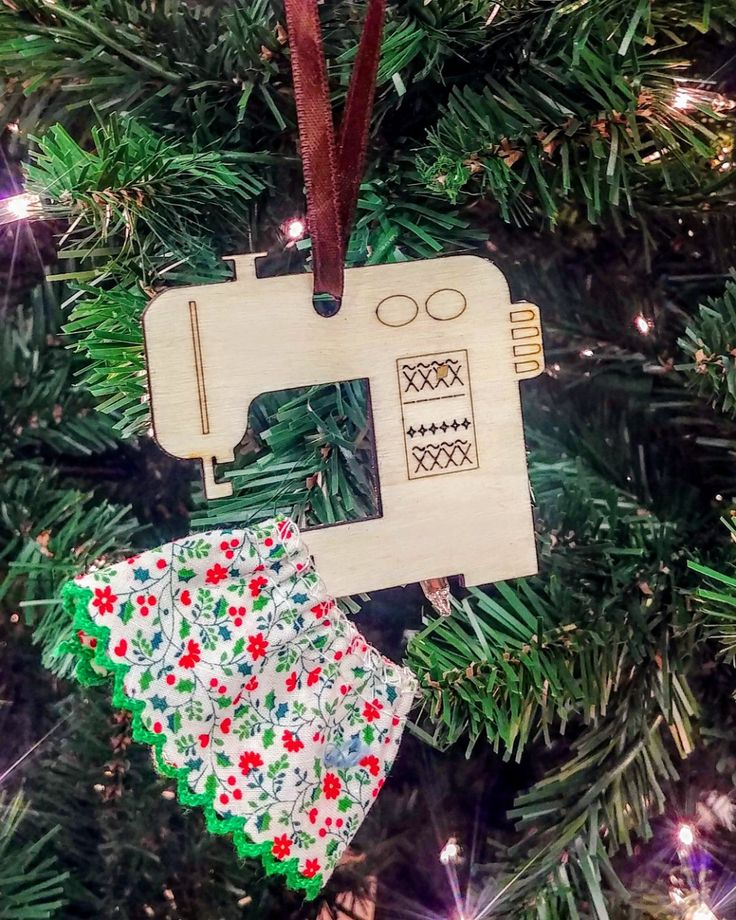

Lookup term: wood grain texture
[143,254,545,596]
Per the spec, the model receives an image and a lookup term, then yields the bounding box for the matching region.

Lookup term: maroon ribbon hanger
[283,0,386,315]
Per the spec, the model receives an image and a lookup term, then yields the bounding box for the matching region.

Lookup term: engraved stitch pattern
[406,418,471,438]
[400,359,463,394]
[397,349,479,480]
[411,440,474,473]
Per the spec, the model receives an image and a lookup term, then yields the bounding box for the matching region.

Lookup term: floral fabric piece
[61,517,417,898]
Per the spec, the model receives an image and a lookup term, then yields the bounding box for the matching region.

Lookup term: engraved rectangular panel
[397,349,479,480]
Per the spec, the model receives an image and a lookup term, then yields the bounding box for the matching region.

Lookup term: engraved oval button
[426,288,467,321]
[376,294,419,327]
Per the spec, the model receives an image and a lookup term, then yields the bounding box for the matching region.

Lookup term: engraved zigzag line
[400,359,462,372]
[411,439,474,473]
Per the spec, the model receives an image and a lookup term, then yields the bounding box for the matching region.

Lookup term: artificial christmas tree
[1,2,736,919]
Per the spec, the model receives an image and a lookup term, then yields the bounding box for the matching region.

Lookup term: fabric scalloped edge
[59,580,324,901]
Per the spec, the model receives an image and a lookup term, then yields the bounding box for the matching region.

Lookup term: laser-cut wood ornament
[143,254,544,597]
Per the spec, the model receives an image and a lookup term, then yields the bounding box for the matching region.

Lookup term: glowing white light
[1,192,40,223]
[673,90,694,110]
[580,348,594,357]
[439,837,461,865]
[678,823,695,847]
[634,313,652,335]
[285,217,306,240]
[691,904,718,920]
[7,194,31,219]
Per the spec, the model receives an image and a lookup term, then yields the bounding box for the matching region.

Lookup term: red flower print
[360,755,381,777]
[323,772,341,800]
[285,671,298,692]
[371,777,386,799]
[282,730,304,753]
[271,835,292,861]
[228,604,246,627]
[180,590,191,605]
[302,859,320,879]
[306,666,321,687]
[276,520,293,540]
[92,585,117,615]
[220,538,239,560]
[245,676,258,692]
[363,698,383,723]
[178,639,201,669]
[248,575,268,597]
[206,563,229,585]
[239,751,264,776]
[113,638,127,657]
[247,632,268,660]
[308,807,318,824]
[310,601,333,619]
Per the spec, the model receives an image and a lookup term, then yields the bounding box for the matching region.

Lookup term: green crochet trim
[59,580,324,900]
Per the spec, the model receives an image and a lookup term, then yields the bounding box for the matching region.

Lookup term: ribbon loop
[284,0,386,313]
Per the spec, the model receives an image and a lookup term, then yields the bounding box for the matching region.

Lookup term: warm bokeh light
[439,836,461,865]
[285,216,306,240]
[673,90,694,110]
[691,903,718,920]
[634,313,652,335]
[7,193,33,219]
[0,192,41,224]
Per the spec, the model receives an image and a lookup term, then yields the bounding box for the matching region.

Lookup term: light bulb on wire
[439,836,462,865]
[0,192,41,225]
[673,90,694,110]
[633,313,653,336]
[678,822,695,847]
[283,216,307,242]
[670,84,735,114]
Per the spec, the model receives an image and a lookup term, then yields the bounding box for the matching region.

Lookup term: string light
[691,904,718,920]
[673,90,694,110]
[283,216,306,241]
[0,192,41,225]
[633,313,653,335]
[439,836,462,865]
[678,822,695,847]
[670,85,734,114]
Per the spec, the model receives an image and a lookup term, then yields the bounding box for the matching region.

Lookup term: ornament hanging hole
[313,293,341,317]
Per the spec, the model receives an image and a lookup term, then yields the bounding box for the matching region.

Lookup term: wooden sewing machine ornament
[142,0,545,599]
[143,255,544,597]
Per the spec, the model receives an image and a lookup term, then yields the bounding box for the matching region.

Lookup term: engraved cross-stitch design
[411,439,474,473]
[397,349,479,480]
[400,358,464,393]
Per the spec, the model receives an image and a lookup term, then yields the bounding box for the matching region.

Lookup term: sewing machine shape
[143,254,544,596]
